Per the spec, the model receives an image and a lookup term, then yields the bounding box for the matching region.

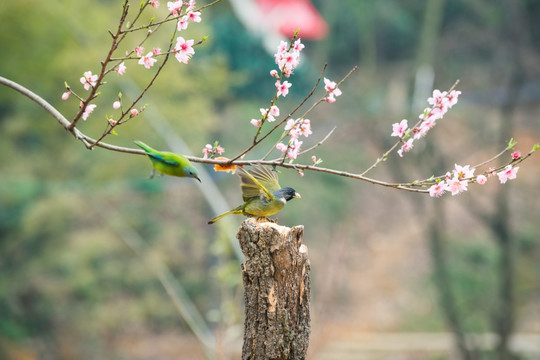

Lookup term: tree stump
[237,218,311,360]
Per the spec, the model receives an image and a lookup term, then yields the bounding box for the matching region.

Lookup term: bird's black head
[275,187,301,202]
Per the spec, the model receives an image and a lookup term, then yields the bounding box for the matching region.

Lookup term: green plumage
[134,140,200,182]
[208,165,300,224]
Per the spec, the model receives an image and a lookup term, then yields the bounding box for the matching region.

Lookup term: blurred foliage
[1,0,540,359]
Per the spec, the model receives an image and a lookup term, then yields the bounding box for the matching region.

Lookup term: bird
[134,140,200,182]
[208,165,300,224]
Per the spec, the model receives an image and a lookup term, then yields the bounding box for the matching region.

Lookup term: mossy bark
[237,218,311,360]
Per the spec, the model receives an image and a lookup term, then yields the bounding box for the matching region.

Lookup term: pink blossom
[115,62,126,75]
[250,119,261,127]
[397,139,414,157]
[269,105,280,117]
[511,151,521,159]
[497,165,519,184]
[134,47,144,57]
[293,39,305,53]
[153,48,161,56]
[275,41,288,58]
[287,139,303,159]
[270,69,279,78]
[276,143,287,153]
[82,104,97,120]
[275,80,292,97]
[150,1,160,8]
[174,37,195,64]
[202,144,212,159]
[298,170,305,177]
[167,0,183,15]
[427,89,447,106]
[391,119,408,137]
[453,164,475,180]
[299,119,312,137]
[177,16,189,30]
[80,71,98,90]
[187,11,201,22]
[324,78,342,103]
[429,182,447,198]
[446,90,461,108]
[61,92,70,100]
[130,109,139,117]
[113,101,121,109]
[476,175,487,185]
[446,177,468,196]
[138,52,158,69]
[108,118,118,126]
[284,119,296,131]
[277,51,300,73]
[216,145,225,154]
[186,0,196,11]
[312,155,317,164]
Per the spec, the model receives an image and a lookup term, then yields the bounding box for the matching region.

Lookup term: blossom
[177,16,189,30]
[61,92,70,100]
[312,155,317,164]
[80,71,98,90]
[186,0,196,11]
[130,109,138,116]
[202,144,212,159]
[275,80,292,97]
[511,151,521,159]
[287,139,303,159]
[113,101,121,109]
[427,89,447,106]
[446,177,468,196]
[108,118,118,126]
[446,90,461,108]
[497,165,519,184]
[138,52,158,69]
[269,105,280,117]
[324,78,342,103]
[187,11,201,22]
[276,143,287,153]
[134,46,144,57]
[250,119,261,127]
[397,139,414,157]
[270,69,279,78]
[82,104,97,120]
[453,164,475,180]
[167,0,183,15]
[153,48,161,56]
[391,119,408,137]
[299,119,312,137]
[476,175,487,185]
[115,62,126,75]
[174,37,195,64]
[429,182,447,198]
[150,1,160,8]
[293,39,305,53]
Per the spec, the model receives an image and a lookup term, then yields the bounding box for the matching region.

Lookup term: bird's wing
[147,152,180,167]
[238,165,281,201]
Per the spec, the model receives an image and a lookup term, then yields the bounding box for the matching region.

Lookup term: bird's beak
[195,176,201,183]
[295,192,301,199]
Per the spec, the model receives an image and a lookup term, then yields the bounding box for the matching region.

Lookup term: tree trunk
[237,218,311,360]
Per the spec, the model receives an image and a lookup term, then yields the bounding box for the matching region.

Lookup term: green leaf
[507,137,517,150]
[532,143,540,152]
[111,130,118,136]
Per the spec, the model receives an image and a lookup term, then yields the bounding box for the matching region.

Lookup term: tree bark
[237,218,311,360]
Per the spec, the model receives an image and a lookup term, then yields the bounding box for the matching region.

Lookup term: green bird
[134,140,200,182]
[208,165,300,224]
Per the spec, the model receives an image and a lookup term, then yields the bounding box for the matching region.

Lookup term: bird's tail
[208,208,242,224]
[133,140,156,154]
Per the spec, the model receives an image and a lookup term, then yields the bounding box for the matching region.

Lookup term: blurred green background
[1,0,539,359]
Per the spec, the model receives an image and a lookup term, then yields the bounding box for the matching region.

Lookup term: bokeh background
[1,0,539,359]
